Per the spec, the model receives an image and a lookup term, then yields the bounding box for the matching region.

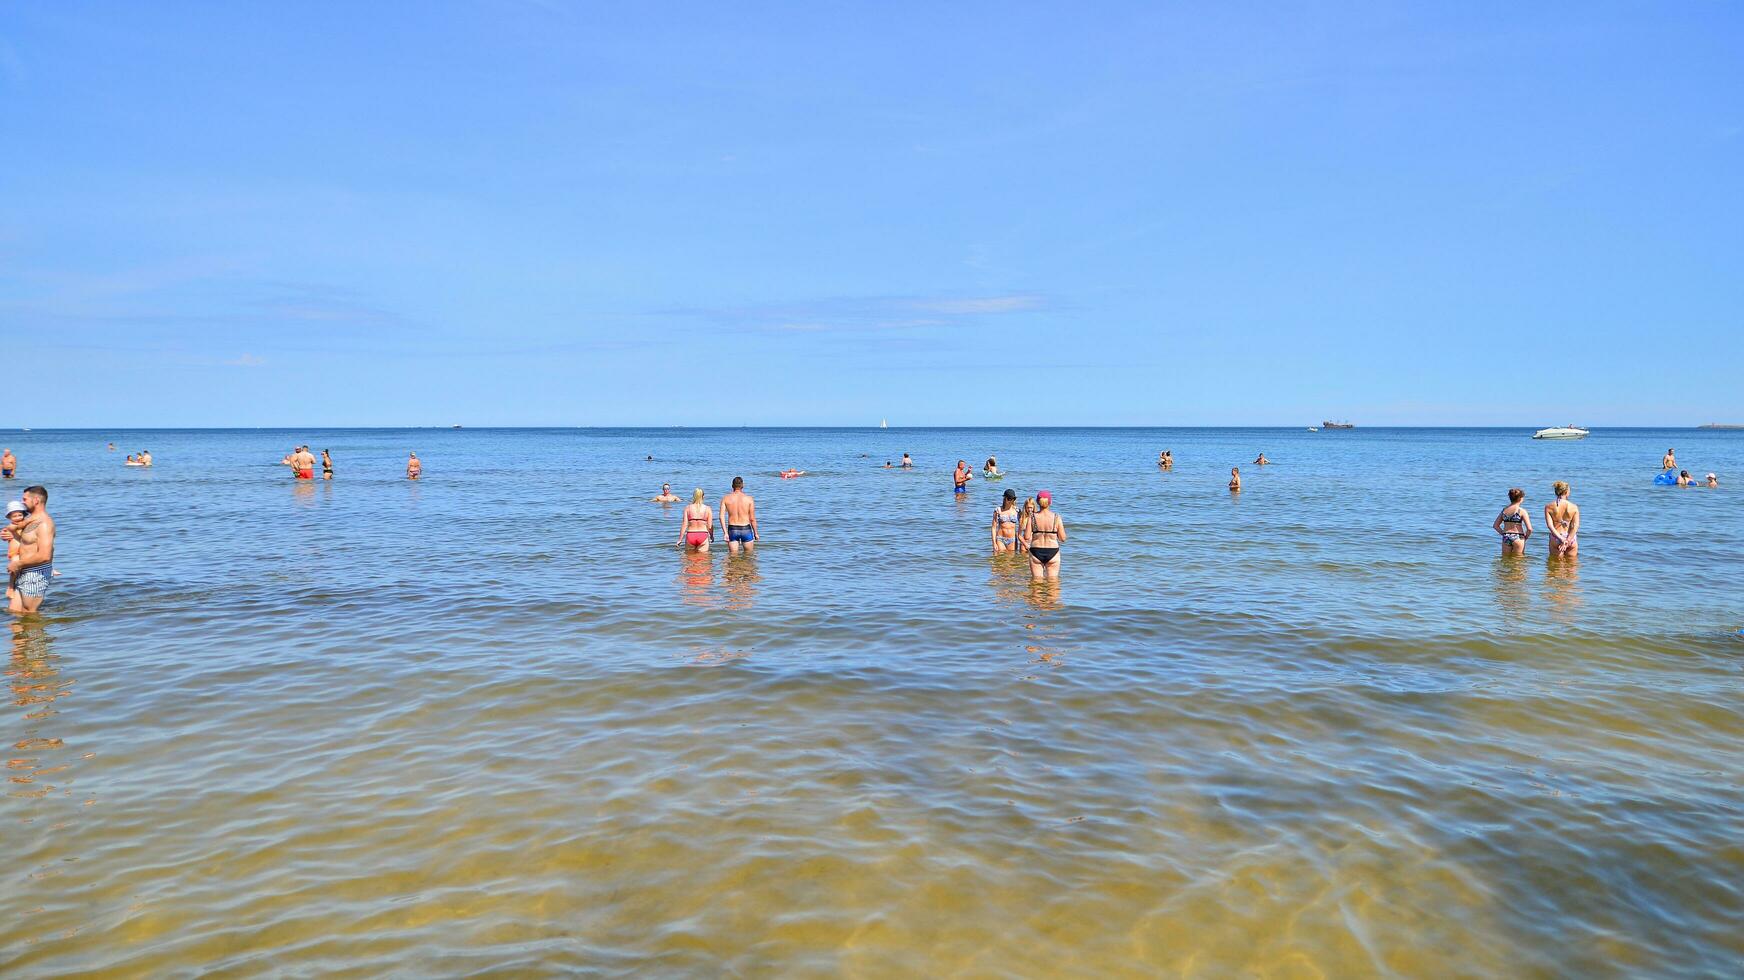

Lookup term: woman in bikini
[1493,487,1532,555]
[321,450,334,481]
[1025,490,1066,581]
[1228,467,1241,492]
[676,488,714,552]
[1544,481,1579,558]
[990,489,1020,553]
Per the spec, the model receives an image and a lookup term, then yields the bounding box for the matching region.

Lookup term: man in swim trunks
[720,477,757,553]
[0,449,14,479]
[651,483,679,503]
[5,486,54,615]
[290,446,315,479]
[953,460,973,494]
[1662,448,1676,470]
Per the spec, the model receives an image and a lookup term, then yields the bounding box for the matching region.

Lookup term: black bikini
[1029,515,1062,564]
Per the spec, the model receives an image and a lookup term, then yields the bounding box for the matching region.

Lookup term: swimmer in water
[321,449,333,481]
[991,488,1020,553]
[1676,470,1694,487]
[1025,490,1066,581]
[677,488,713,551]
[901,453,913,469]
[983,456,1001,478]
[1254,453,1270,466]
[1706,473,1719,488]
[651,483,679,503]
[406,453,421,480]
[1158,450,1173,470]
[953,460,973,494]
[1544,481,1579,558]
[1228,467,1241,492]
[720,476,757,553]
[883,461,893,469]
[1493,487,1531,555]
[778,469,805,479]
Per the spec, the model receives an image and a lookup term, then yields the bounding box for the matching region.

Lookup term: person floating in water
[651,483,679,503]
[900,453,913,469]
[983,456,1001,478]
[1544,481,1580,558]
[991,488,1020,553]
[1228,467,1241,492]
[1025,490,1066,581]
[1254,453,1269,466]
[1493,487,1532,555]
[406,453,421,480]
[883,461,893,469]
[1662,448,1677,470]
[721,477,757,553]
[678,488,713,551]
[953,460,973,494]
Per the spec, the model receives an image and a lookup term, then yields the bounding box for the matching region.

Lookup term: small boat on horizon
[879,419,888,429]
[1533,425,1589,440]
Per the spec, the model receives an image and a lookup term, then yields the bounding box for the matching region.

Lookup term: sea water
[3,427,1740,974]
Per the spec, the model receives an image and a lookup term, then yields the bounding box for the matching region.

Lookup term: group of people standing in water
[1492,482,1582,558]
[1660,447,1720,488]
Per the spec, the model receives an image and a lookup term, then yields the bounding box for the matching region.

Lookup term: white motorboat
[1533,426,1589,440]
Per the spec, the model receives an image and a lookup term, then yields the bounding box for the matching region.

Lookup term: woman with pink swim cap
[1023,490,1067,581]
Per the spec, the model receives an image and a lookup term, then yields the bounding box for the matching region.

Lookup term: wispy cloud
[660,292,1044,335]
[225,353,267,367]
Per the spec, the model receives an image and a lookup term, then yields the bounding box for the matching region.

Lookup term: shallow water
[4,427,1742,975]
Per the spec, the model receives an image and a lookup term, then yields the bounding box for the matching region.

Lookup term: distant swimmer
[1,449,14,479]
[883,461,893,469]
[983,456,1001,478]
[720,476,757,553]
[720,477,758,551]
[1675,469,1694,487]
[901,453,913,469]
[5,486,54,615]
[107,442,115,451]
[1662,448,1676,470]
[321,449,334,481]
[1158,450,1173,470]
[991,488,1020,553]
[1254,453,1270,466]
[1707,472,1720,488]
[678,489,713,551]
[1025,490,1066,580]
[953,460,973,494]
[1228,467,1241,492]
[778,469,805,479]
[406,453,421,480]
[1544,481,1580,558]
[646,455,654,461]
[138,449,152,467]
[1493,487,1532,555]
[125,455,143,467]
[651,483,680,503]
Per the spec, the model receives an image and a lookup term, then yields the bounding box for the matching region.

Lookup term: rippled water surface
[4,427,1742,975]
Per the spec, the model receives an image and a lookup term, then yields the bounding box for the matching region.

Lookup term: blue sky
[1,2,1739,426]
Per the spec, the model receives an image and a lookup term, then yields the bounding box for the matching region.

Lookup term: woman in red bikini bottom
[677,489,714,552]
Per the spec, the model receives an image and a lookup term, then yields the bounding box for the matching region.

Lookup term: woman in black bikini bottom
[1026,490,1066,581]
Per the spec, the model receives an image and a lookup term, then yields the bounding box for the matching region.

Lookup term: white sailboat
[879,419,888,429]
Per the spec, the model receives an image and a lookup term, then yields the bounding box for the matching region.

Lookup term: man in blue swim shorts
[6,486,55,615]
[953,460,973,494]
